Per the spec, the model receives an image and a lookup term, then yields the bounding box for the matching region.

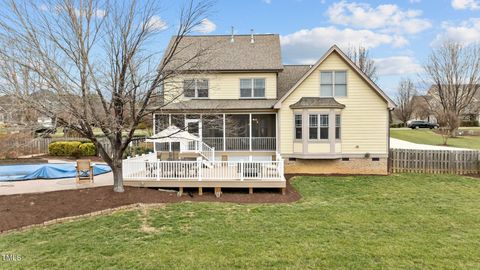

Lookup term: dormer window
[320,71,347,97]
[240,78,265,98]
[184,79,209,98]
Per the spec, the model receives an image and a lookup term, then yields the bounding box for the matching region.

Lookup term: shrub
[49,141,82,156]
[79,143,96,156]
[48,141,96,157]
[461,120,479,127]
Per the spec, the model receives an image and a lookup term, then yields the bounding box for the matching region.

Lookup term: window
[309,114,329,140]
[183,79,209,98]
[320,71,347,97]
[309,114,318,140]
[319,114,329,139]
[295,114,302,140]
[240,78,265,98]
[335,114,341,139]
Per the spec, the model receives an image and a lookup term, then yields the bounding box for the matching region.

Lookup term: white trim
[274,45,395,109]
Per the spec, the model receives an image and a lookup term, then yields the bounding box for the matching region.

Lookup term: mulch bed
[0,178,300,232]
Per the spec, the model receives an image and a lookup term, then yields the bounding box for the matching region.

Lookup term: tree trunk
[111,159,124,193]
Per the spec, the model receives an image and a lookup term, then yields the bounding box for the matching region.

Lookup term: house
[150,33,395,177]
[411,86,480,126]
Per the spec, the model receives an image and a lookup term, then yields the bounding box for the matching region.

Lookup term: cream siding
[163,73,277,102]
[279,51,388,155]
[308,143,330,153]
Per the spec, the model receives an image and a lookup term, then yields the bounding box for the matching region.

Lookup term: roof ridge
[179,34,278,37]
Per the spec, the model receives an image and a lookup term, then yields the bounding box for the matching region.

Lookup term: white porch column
[168,114,172,152]
[249,113,252,151]
[223,113,226,151]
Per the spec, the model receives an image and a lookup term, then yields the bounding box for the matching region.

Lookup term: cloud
[281,26,408,64]
[145,15,168,31]
[262,0,272,3]
[451,0,480,10]
[409,0,421,3]
[374,56,423,76]
[193,19,216,34]
[433,18,480,46]
[326,1,431,34]
[39,4,106,18]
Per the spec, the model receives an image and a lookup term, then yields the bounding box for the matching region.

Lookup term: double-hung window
[240,78,265,98]
[319,115,329,139]
[320,71,347,97]
[335,114,341,139]
[183,79,209,98]
[309,114,329,140]
[309,115,318,140]
[295,114,302,140]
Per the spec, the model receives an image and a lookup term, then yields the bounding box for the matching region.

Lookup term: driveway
[390,138,471,150]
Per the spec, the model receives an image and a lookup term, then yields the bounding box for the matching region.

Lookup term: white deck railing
[122,159,285,181]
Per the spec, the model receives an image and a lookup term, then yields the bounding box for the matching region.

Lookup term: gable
[274,46,395,109]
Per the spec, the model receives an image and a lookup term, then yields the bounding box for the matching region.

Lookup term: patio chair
[76,159,94,183]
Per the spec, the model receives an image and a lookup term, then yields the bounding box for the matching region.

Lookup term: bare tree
[0,0,212,192]
[346,45,377,81]
[423,41,480,142]
[394,79,417,126]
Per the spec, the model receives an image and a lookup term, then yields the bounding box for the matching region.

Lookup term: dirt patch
[0,180,300,232]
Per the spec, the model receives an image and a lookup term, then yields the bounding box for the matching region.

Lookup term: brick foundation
[284,158,388,175]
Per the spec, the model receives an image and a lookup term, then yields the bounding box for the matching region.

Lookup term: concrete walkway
[390,138,471,151]
[0,160,113,196]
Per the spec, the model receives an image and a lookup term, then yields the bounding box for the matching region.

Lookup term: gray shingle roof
[289,97,346,109]
[277,65,311,99]
[163,34,283,71]
[160,99,277,111]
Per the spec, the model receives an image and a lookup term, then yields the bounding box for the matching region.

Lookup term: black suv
[408,120,439,129]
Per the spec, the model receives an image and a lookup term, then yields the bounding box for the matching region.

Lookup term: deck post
[249,187,253,194]
[198,187,203,196]
[198,159,202,181]
[215,187,221,198]
[240,160,244,181]
[178,187,183,197]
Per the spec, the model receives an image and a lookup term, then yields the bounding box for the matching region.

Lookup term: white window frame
[320,71,347,97]
[294,114,302,140]
[240,78,266,98]
[309,113,329,141]
[335,114,341,140]
[183,79,209,99]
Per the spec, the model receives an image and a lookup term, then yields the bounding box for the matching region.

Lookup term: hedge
[48,141,97,157]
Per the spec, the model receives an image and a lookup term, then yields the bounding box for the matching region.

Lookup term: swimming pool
[0,163,111,181]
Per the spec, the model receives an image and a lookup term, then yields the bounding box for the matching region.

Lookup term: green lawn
[391,128,480,149]
[2,174,480,269]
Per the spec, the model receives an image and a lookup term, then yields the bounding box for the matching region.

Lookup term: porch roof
[160,99,277,111]
[289,97,346,109]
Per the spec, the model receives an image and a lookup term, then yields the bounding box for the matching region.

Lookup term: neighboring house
[152,34,395,175]
[412,86,480,125]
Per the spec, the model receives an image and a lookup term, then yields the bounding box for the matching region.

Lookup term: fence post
[156,160,160,181]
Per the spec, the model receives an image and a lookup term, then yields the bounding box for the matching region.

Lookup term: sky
[149,0,480,98]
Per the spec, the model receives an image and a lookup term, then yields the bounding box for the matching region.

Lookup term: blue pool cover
[0,163,111,181]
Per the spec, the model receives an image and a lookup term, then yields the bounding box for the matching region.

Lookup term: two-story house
[152,33,395,175]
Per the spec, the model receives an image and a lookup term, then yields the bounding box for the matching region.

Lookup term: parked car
[407,120,439,129]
